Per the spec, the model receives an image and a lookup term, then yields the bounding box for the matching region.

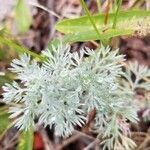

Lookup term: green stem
[80,0,105,44]
[0,36,44,61]
[112,0,122,29]
[113,0,117,12]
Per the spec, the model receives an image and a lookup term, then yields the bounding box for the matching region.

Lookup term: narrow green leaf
[48,28,133,45]
[55,10,150,34]
[0,36,44,61]
[64,28,133,42]
[48,38,61,49]
[112,0,122,28]
[15,0,32,33]
[80,0,103,42]
[17,128,33,150]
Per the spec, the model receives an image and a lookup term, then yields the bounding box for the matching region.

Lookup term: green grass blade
[15,0,32,33]
[0,36,44,61]
[17,128,33,150]
[62,28,133,43]
[80,0,104,43]
[112,0,122,28]
[48,28,133,46]
[0,106,10,135]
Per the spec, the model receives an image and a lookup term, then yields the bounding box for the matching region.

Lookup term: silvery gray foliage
[121,61,150,122]
[3,43,138,149]
[122,61,150,91]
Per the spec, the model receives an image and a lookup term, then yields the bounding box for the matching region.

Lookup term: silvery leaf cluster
[3,43,138,149]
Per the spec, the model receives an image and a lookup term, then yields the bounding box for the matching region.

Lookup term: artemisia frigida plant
[1,0,150,150]
[3,43,141,150]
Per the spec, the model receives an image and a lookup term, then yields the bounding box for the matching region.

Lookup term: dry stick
[90,41,99,47]
[95,143,100,150]
[74,130,95,141]
[146,0,150,10]
[28,2,61,19]
[83,138,100,150]
[126,0,137,8]
[39,128,55,150]
[138,134,150,150]
[0,123,14,141]
[132,132,147,136]
[74,130,102,150]
[56,134,81,150]
[48,0,57,40]
[56,129,96,150]
[83,132,101,150]
[3,131,19,150]
[96,0,101,12]
[57,130,98,150]
[131,0,145,9]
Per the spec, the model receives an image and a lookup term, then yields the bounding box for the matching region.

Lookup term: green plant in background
[55,1,150,45]
[15,0,32,33]
[0,29,43,60]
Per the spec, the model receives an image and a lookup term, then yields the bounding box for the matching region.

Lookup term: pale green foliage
[3,43,138,149]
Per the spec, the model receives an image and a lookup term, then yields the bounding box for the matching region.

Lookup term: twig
[96,0,101,12]
[131,0,145,9]
[48,0,56,40]
[39,127,55,150]
[83,138,100,150]
[0,124,14,141]
[95,143,100,150]
[74,130,95,140]
[146,0,150,10]
[28,2,61,19]
[90,41,99,47]
[56,134,81,150]
[3,130,19,150]
[138,135,150,150]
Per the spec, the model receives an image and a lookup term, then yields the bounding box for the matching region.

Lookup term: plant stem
[131,0,145,9]
[0,36,44,61]
[104,0,111,25]
[113,0,117,12]
[80,0,105,44]
[96,0,101,12]
[112,0,122,29]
